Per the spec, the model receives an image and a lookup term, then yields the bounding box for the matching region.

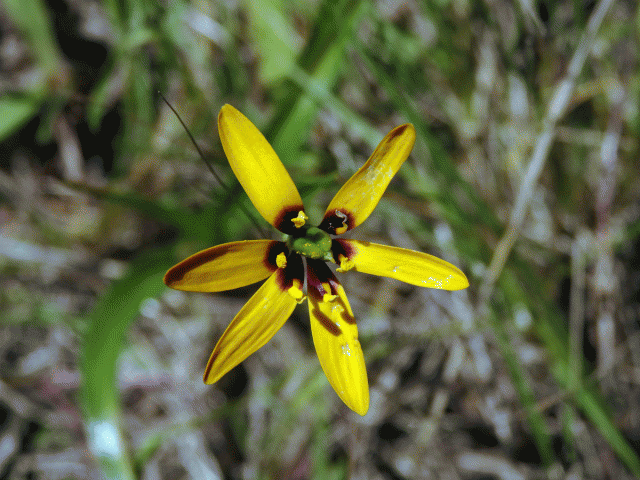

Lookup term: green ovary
[288,226,333,261]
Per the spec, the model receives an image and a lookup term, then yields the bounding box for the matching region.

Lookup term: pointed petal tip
[217,104,233,124]
[164,265,186,289]
[219,103,235,114]
[203,346,225,384]
[395,122,416,139]
[202,367,219,385]
[455,271,470,290]
[349,394,370,416]
[444,262,470,290]
[355,406,369,416]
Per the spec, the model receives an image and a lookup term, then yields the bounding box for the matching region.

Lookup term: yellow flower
[164,104,469,416]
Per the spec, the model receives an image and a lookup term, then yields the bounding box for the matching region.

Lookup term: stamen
[288,285,306,303]
[276,252,288,269]
[336,254,355,273]
[334,210,348,235]
[291,211,309,229]
[323,293,338,303]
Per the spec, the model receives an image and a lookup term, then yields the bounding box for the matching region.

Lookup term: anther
[276,252,288,269]
[323,293,338,302]
[336,254,355,273]
[291,211,309,229]
[288,285,306,303]
[334,210,348,234]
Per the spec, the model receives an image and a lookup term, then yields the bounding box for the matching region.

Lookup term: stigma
[287,226,334,261]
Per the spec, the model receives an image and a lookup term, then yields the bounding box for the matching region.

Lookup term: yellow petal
[218,104,305,233]
[321,124,416,234]
[164,240,287,292]
[307,260,369,415]
[203,256,304,383]
[334,239,469,290]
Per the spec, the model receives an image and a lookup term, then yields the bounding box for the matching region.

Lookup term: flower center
[286,226,334,261]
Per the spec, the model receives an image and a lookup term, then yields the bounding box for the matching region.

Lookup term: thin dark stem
[158,91,226,187]
[158,92,268,238]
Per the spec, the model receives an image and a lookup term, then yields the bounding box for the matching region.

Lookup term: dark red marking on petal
[330,238,357,263]
[319,209,354,235]
[306,259,332,299]
[203,341,245,381]
[338,301,356,325]
[274,253,304,292]
[385,123,411,143]
[274,205,307,235]
[203,352,218,381]
[312,306,342,336]
[308,260,356,331]
[263,241,289,271]
[327,276,341,296]
[307,260,355,325]
[204,362,213,381]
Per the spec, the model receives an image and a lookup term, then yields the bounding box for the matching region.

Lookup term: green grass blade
[0,92,44,142]
[487,301,554,465]
[264,0,366,166]
[245,0,302,84]
[3,0,64,77]
[575,388,640,476]
[80,247,174,480]
[286,63,384,145]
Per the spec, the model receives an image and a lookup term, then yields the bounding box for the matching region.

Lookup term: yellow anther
[276,252,287,269]
[334,210,348,234]
[323,293,338,303]
[320,282,337,302]
[291,211,309,229]
[336,255,355,273]
[288,285,306,303]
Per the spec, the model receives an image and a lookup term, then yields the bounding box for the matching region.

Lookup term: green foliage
[81,247,174,480]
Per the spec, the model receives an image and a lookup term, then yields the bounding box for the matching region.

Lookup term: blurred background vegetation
[1,0,640,478]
